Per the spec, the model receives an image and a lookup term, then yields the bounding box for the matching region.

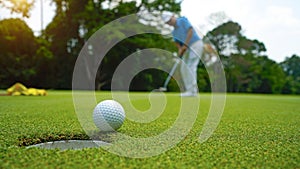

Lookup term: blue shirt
[172,17,201,46]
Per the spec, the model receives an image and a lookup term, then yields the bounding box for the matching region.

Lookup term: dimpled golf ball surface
[93,100,125,131]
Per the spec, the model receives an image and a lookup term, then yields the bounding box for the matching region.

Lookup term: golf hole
[26,140,110,150]
[21,133,114,150]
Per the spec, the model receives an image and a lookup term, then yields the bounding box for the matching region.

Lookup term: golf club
[155,56,181,92]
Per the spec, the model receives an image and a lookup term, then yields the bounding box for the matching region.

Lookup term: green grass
[0,91,299,168]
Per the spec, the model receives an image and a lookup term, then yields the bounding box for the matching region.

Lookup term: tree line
[0,0,299,94]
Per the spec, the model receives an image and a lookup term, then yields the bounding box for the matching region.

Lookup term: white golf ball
[93,100,125,131]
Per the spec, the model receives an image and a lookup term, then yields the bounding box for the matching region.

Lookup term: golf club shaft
[163,58,180,88]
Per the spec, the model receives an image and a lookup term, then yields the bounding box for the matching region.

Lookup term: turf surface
[0,91,299,168]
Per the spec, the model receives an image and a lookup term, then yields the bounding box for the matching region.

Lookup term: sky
[1,0,299,63]
[181,0,300,63]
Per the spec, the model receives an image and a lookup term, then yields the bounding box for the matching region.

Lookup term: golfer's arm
[184,28,193,47]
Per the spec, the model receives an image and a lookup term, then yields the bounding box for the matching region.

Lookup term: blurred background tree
[0,18,52,88]
[0,0,34,17]
[44,0,180,89]
[0,0,299,94]
[280,55,300,94]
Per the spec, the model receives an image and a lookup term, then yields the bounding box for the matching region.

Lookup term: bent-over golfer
[162,12,203,97]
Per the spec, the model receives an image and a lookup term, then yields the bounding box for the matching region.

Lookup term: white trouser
[180,40,203,93]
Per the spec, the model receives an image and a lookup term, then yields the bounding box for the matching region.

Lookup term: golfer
[162,12,203,97]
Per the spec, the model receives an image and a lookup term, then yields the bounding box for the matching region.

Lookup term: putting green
[0,91,299,168]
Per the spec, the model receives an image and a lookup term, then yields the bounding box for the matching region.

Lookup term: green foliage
[207,21,241,57]
[32,38,55,88]
[252,56,285,94]
[97,32,177,91]
[43,0,88,88]
[206,21,287,94]
[280,54,300,79]
[224,54,285,93]
[42,0,181,89]
[0,91,299,168]
[280,55,300,94]
[0,0,34,17]
[0,0,299,94]
[197,65,210,92]
[207,21,266,57]
[0,18,54,88]
[0,18,37,88]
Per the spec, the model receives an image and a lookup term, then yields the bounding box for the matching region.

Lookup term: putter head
[158,87,167,92]
[153,87,167,92]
